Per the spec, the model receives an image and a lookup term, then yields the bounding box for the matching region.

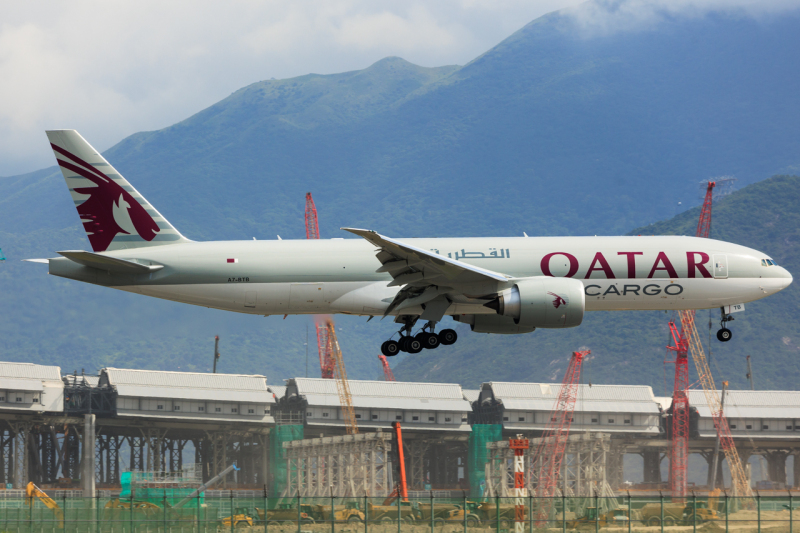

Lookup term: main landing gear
[380,320,458,356]
[717,307,734,342]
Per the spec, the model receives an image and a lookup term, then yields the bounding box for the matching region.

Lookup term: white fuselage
[48,235,793,318]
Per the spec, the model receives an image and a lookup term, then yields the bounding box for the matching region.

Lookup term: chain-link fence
[3,493,799,532]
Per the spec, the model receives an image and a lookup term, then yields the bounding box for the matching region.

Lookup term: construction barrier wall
[468,424,502,498]
[270,424,304,495]
[2,493,794,532]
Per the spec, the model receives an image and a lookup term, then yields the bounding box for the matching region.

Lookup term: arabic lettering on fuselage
[431,248,511,260]
[435,249,715,279]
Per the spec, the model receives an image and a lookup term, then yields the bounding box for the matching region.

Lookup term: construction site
[1,184,797,532]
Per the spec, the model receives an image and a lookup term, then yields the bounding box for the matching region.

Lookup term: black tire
[417,332,441,349]
[499,519,511,529]
[407,337,423,353]
[347,516,363,524]
[382,340,400,356]
[434,518,445,527]
[466,515,481,528]
[717,328,732,342]
[647,516,661,527]
[439,329,458,345]
[663,516,675,526]
[398,336,411,352]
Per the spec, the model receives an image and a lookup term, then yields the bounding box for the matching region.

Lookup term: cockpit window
[762,259,767,266]
[762,259,778,266]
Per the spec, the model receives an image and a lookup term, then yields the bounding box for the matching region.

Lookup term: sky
[2,0,799,177]
[0,0,583,177]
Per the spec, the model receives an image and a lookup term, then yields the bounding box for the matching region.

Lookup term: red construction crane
[305,192,335,378]
[533,350,589,524]
[666,322,690,500]
[667,178,734,498]
[378,355,395,381]
[304,192,320,240]
[695,181,716,239]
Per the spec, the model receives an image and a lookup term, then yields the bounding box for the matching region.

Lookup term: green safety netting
[118,471,203,508]
[270,424,303,495]
[468,424,502,498]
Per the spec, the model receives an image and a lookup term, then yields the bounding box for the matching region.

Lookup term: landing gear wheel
[416,332,440,349]
[407,337,423,353]
[398,337,411,352]
[382,340,400,356]
[717,328,732,342]
[438,329,457,345]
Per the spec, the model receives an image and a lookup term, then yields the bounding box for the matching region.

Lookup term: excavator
[26,482,64,528]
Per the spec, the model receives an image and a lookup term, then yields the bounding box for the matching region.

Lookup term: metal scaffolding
[282,431,393,498]
[485,433,617,515]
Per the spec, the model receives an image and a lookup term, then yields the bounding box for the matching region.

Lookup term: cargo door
[713,254,728,279]
[290,283,325,311]
[244,291,257,308]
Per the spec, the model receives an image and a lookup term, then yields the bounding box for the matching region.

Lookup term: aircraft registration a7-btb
[32,131,792,356]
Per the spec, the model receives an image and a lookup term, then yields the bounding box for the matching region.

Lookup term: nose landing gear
[717,307,734,342]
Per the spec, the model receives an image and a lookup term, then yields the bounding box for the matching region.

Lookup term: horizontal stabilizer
[57,250,163,274]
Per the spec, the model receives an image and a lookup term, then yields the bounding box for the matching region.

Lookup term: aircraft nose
[778,266,793,289]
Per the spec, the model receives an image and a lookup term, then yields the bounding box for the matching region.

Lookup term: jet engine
[453,314,537,334]
[483,277,585,329]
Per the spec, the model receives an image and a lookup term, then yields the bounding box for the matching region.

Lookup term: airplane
[29,130,792,357]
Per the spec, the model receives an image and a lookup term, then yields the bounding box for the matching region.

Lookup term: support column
[703,451,724,488]
[765,451,788,486]
[794,453,800,489]
[11,422,29,489]
[642,450,662,484]
[83,414,96,497]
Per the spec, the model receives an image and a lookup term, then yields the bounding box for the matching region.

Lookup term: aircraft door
[713,255,728,279]
[244,291,257,308]
[290,283,325,311]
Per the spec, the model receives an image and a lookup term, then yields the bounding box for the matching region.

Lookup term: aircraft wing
[342,228,509,316]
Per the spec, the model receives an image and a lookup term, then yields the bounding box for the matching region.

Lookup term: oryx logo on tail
[47,130,189,253]
[51,144,159,252]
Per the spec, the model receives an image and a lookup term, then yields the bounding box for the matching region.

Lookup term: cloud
[0,0,578,176]
[563,0,800,36]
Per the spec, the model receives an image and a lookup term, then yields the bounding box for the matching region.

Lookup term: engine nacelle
[484,277,585,329]
[453,314,537,334]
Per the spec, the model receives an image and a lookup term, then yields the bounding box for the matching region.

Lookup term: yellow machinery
[326,321,358,435]
[25,482,64,528]
[680,310,754,500]
[221,507,255,528]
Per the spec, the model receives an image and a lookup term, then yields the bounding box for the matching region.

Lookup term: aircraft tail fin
[46,130,190,252]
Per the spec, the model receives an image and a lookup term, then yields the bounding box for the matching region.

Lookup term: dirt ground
[221,514,800,533]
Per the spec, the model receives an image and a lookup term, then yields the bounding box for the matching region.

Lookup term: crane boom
[378,355,395,381]
[680,310,753,498]
[326,320,358,434]
[667,322,690,499]
[305,192,336,378]
[533,350,589,523]
[304,192,320,240]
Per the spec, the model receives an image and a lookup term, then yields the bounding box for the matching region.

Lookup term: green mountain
[0,4,799,385]
[394,175,800,392]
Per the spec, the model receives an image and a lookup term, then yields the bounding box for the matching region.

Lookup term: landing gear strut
[717,307,733,342]
[379,318,458,356]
